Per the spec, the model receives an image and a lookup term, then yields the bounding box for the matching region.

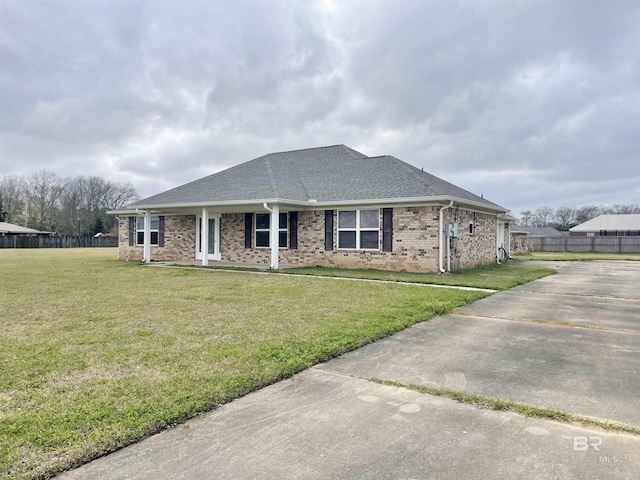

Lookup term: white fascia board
[110,196,507,215]
[115,198,309,211]
[311,196,507,214]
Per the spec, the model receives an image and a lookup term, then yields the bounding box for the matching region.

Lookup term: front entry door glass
[197,217,218,259]
[198,217,216,256]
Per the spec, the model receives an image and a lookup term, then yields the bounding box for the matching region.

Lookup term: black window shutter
[382,208,393,252]
[244,213,253,248]
[324,210,334,251]
[128,217,135,246]
[290,211,298,250]
[158,216,165,247]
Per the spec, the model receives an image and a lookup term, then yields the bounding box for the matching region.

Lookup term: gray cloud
[1,0,638,214]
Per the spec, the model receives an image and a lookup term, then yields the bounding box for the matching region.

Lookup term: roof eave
[314,196,508,214]
[108,198,312,214]
[109,195,508,215]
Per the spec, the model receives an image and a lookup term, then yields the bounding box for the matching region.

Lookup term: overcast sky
[1,0,638,214]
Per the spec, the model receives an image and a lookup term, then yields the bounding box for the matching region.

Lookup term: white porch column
[201,207,209,266]
[270,205,279,269]
[143,211,151,263]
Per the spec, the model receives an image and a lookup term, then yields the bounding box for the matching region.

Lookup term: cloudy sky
[1,0,638,214]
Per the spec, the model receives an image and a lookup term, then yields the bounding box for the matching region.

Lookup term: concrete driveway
[59,261,640,479]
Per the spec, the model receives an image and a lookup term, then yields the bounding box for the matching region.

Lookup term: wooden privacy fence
[528,236,640,253]
[0,235,118,249]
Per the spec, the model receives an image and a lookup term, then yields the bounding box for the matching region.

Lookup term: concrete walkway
[59,261,640,479]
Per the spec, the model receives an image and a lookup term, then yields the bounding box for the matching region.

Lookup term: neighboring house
[509,226,565,252]
[109,145,512,272]
[569,214,640,237]
[517,226,566,237]
[0,222,52,236]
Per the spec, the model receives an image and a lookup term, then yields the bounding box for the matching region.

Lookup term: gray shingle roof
[517,226,566,236]
[128,145,505,210]
[570,214,640,232]
[0,222,49,234]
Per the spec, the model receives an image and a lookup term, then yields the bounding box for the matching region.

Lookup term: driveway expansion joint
[452,311,640,334]
[368,378,640,437]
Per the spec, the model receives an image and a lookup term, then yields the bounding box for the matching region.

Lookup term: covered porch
[127,200,305,270]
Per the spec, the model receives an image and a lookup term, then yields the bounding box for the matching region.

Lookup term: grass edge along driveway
[1,249,549,479]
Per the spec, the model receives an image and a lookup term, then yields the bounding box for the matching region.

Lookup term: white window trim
[255,212,288,249]
[278,212,288,249]
[136,216,159,246]
[337,209,380,250]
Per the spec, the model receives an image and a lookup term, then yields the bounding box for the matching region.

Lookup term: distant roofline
[570,213,640,231]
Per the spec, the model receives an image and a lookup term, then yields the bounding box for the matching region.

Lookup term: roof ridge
[291,160,312,200]
[264,157,280,198]
[263,144,355,156]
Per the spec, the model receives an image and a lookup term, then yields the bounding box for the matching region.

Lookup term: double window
[255,212,288,248]
[136,216,159,245]
[338,209,380,249]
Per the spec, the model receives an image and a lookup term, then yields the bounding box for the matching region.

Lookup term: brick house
[110,145,512,272]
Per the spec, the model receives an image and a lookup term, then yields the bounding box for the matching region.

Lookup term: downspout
[438,201,454,273]
[263,202,279,269]
[143,210,151,264]
[496,219,504,264]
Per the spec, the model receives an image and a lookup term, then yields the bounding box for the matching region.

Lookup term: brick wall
[220,213,271,265]
[442,209,498,270]
[117,207,500,271]
[214,209,442,272]
[118,215,196,261]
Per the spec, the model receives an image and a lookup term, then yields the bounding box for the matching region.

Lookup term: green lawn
[513,251,640,261]
[0,248,493,480]
[280,261,556,290]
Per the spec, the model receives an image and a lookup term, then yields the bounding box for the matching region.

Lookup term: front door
[196,214,220,260]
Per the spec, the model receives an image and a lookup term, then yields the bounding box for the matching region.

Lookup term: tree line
[0,171,138,236]
[519,204,640,230]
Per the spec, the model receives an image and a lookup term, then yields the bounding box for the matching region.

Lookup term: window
[278,212,288,248]
[136,216,159,245]
[338,209,380,249]
[255,213,270,247]
[255,212,288,248]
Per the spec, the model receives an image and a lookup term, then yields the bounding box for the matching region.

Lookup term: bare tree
[532,206,554,227]
[58,176,85,235]
[519,210,533,226]
[0,193,6,222]
[554,206,576,230]
[57,176,139,235]
[607,204,640,214]
[0,174,27,224]
[575,205,602,225]
[27,171,65,231]
[104,182,137,210]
